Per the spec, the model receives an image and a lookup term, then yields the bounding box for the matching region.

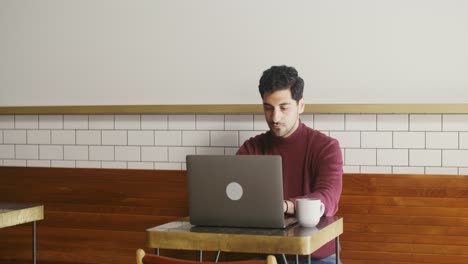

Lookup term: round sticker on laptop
[226,182,243,201]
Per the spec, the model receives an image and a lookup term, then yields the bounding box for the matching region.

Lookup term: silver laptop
[186,155,297,229]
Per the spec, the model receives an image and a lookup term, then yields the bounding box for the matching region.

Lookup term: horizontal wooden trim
[1,104,468,114]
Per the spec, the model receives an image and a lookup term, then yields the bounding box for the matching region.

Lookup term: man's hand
[284,200,294,215]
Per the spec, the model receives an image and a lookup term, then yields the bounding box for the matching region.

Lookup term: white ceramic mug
[296,198,325,227]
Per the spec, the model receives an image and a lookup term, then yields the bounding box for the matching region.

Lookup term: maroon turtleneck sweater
[237,120,343,259]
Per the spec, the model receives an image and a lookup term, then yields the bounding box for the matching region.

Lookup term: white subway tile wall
[51,160,75,168]
[314,114,345,131]
[90,146,114,161]
[28,130,51,144]
[377,149,408,166]
[16,145,39,159]
[89,115,114,129]
[409,149,441,166]
[460,133,468,149]
[393,132,425,149]
[345,114,376,131]
[4,160,26,167]
[115,146,140,161]
[182,131,210,146]
[0,145,15,159]
[1,114,468,175]
[253,115,269,131]
[169,147,196,162]
[15,115,39,129]
[155,131,181,146]
[329,132,360,148]
[224,147,238,156]
[128,131,154,146]
[127,162,154,170]
[300,115,314,128]
[196,115,224,130]
[51,130,75,145]
[141,115,168,130]
[141,146,167,162]
[210,131,238,147]
[101,161,127,169]
[360,166,392,174]
[0,115,14,128]
[64,146,88,161]
[76,160,101,168]
[377,114,408,131]
[361,132,392,148]
[425,167,458,175]
[102,131,127,145]
[4,130,27,144]
[225,115,253,131]
[115,115,141,130]
[64,115,88,129]
[77,130,101,145]
[443,150,468,167]
[409,114,441,131]
[40,145,63,160]
[39,115,63,129]
[27,160,51,168]
[345,149,377,166]
[168,115,195,130]
[392,166,425,175]
[426,132,458,149]
[443,114,468,131]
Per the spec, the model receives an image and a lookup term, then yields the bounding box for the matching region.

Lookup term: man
[237,65,343,264]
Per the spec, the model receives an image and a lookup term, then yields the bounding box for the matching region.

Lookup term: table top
[0,203,44,228]
[146,216,343,255]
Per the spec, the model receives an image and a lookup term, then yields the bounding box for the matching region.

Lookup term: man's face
[262,89,304,138]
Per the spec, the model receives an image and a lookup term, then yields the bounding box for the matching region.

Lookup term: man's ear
[298,98,305,114]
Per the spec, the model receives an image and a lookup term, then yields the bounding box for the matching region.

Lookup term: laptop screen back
[186,155,289,229]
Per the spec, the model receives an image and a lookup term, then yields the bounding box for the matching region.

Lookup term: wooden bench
[1,167,467,264]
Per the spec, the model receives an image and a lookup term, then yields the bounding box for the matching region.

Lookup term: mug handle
[319,202,325,216]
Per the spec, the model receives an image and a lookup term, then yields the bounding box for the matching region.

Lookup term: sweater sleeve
[291,139,343,216]
[237,137,259,155]
[236,142,250,155]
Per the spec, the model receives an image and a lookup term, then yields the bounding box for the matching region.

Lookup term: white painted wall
[1,0,468,106]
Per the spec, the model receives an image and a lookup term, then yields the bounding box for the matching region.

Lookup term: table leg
[281,254,287,264]
[335,236,340,264]
[214,250,221,262]
[199,250,203,262]
[155,248,160,255]
[32,221,36,264]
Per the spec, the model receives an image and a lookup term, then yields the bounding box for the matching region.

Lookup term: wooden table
[146,216,343,264]
[0,203,44,264]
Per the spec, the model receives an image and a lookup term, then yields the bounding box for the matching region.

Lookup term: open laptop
[186,155,297,229]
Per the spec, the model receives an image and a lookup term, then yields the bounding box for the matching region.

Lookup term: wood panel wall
[0,167,189,264]
[1,167,467,264]
[338,173,468,264]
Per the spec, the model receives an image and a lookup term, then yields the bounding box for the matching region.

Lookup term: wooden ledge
[1,104,468,114]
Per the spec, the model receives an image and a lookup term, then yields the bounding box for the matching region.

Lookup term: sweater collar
[269,119,305,144]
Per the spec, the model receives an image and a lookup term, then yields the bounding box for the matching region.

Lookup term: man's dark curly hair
[258,65,304,102]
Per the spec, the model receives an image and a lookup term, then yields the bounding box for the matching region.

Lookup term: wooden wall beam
[1,104,468,114]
